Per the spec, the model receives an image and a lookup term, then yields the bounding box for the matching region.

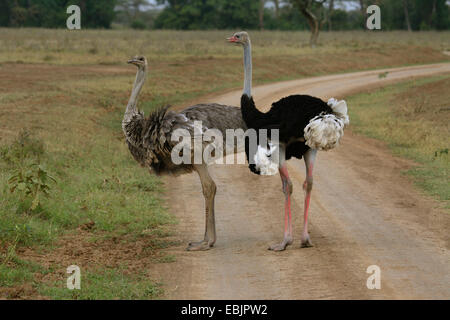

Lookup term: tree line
[1,0,448,37]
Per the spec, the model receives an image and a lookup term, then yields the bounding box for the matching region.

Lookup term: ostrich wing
[181,103,246,136]
[134,104,245,173]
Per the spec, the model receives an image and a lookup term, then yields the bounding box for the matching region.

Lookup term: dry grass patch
[348,75,450,208]
[1,29,449,65]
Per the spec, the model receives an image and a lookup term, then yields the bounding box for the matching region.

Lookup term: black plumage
[241,94,333,174]
[228,31,350,249]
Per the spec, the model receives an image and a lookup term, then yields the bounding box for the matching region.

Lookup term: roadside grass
[0,250,50,287]
[0,68,175,299]
[347,75,450,209]
[39,268,163,300]
[0,124,173,244]
[0,29,448,299]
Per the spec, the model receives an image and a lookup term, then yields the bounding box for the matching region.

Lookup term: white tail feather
[254,144,279,176]
[304,98,349,151]
[327,98,349,126]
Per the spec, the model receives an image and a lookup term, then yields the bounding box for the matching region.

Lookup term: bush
[8,164,56,211]
[131,20,146,30]
[1,130,55,212]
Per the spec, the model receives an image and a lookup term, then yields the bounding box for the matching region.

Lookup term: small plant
[434,148,449,158]
[1,234,19,266]
[0,223,33,266]
[0,130,44,165]
[8,164,56,211]
[88,46,99,55]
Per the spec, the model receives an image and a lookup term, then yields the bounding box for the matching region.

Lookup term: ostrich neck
[243,41,252,98]
[122,67,146,132]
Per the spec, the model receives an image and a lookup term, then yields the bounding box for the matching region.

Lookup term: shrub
[8,164,56,211]
[131,19,146,30]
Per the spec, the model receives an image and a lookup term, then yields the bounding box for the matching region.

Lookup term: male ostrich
[123,56,246,251]
[228,32,349,251]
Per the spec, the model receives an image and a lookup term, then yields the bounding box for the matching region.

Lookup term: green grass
[0,130,172,298]
[0,130,173,244]
[156,254,176,264]
[0,91,175,298]
[347,75,450,208]
[0,242,51,290]
[0,264,35,288]
[40,268,162,300]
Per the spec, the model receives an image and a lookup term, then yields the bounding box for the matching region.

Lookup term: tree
[218,0,261,29]
[290,0,328,47]
[154,0,260,30]
[130,0,150,18]
[154,0,221,29]
[73,0,117,28]
[329,8,352,30]
[117,0,154,28]
[326,0,334,30]
[259,0,265,30]
[1,0,117,28]
[376,0,449,31]
[273,0,280,19]
[0,1,12,26]
[403,0,412,32]
[2,0,449,30]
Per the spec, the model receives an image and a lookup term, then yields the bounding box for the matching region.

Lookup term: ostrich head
[227,31,250,46]
[127,55,147,69]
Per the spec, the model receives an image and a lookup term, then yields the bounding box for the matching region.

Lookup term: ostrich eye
[236,35,240,39]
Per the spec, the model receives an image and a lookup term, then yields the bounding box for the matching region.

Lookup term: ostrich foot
[301,234,313,248]
[186,240,213,251]
[268,237,293,252]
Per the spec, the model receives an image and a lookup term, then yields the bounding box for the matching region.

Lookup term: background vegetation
[0,0,116,28]
[1,0,449,32]
[348,75,450,208]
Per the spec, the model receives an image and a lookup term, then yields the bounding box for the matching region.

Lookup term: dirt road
[155,63,450,299]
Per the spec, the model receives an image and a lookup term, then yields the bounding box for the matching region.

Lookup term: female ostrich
[228,32,349,251]
[123,56,246,251]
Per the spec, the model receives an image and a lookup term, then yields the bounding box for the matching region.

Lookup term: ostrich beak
[227,36,238,43]
[127,59,137,64]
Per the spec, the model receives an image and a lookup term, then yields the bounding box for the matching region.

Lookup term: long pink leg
[301,149,317,248]
[269,164,293,251]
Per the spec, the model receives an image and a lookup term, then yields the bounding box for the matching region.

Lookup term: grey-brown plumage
[125,104,245,176]
[123,56,245,251]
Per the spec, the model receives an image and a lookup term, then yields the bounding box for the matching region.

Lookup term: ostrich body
[123,56,246,251]
[228,32,349,251]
